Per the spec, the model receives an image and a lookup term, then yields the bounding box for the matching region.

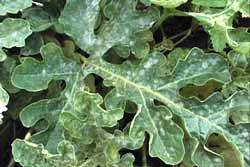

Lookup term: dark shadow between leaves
[119,133,171,167]
[206,133,243,167]
[179,80,223,101]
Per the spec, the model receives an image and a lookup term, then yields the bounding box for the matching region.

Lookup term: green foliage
[192,0,228,7]
[0,0,249,167]
[59,0,160,57]
[0,48,7,62]
[150,0,188,8]
[0,0,32,16]
[186,0,250,54]
[0,18,32,48]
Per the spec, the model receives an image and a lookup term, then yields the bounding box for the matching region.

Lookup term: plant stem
[142,135,149,167]
[151,9,169,32]
[151,9,189,32]
[7,159,15,167]
[142,143,147,167]
[173,20,197,47]
[154,28,191,48]
[160,26,166,39]
[169,29,190,40]
[173,28,192,47]
[24,130,33,140]
[0,122,9,135]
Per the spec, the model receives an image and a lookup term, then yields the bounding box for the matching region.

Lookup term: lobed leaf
[187,0,250,54]
[4,0,250,166]
[60,91,123,143]
[0,18,32,48]
[22,7,55,32]
[0,0,32,16]
[12,140,78,167]
[12,43,84,153]
[11,43,127,166]
[59,0,159,57]
[0,57,19,93]
[84,48,241,165]
[21,33,44,56]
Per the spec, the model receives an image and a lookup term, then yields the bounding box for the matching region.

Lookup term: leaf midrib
[138,89,178,163]
[91,63,228,134]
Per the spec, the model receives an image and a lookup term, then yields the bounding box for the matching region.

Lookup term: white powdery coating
[0,104,7,124]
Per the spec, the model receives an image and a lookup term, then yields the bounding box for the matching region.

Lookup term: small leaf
[239,0,250,17]
[0,18,32,48]
[187,1,250,53]
[21,33,44,56]
[113,30,154,59]
[22,7,55,32]
[60,91,123,143]
[0,57,20,93]
[12,139,77,167]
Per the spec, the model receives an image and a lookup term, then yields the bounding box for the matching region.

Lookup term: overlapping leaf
[183,91,250,167]
[84,48,249,165]
[11,43,128,166]
[60,91,123,143]
[59,0,159,57]
[21,33,44,56]
[0,18,32,48]
[0,0,32,16]
[22,7,55,32]
[0,57,19,93]
[239,0,250,17]
[12,43,84,153]
[64,128,137,167]
[227,50,250,92]
[1,0,249,166]
[12,140,78,167]
[113,30,154,59]
[187,0,250,54]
